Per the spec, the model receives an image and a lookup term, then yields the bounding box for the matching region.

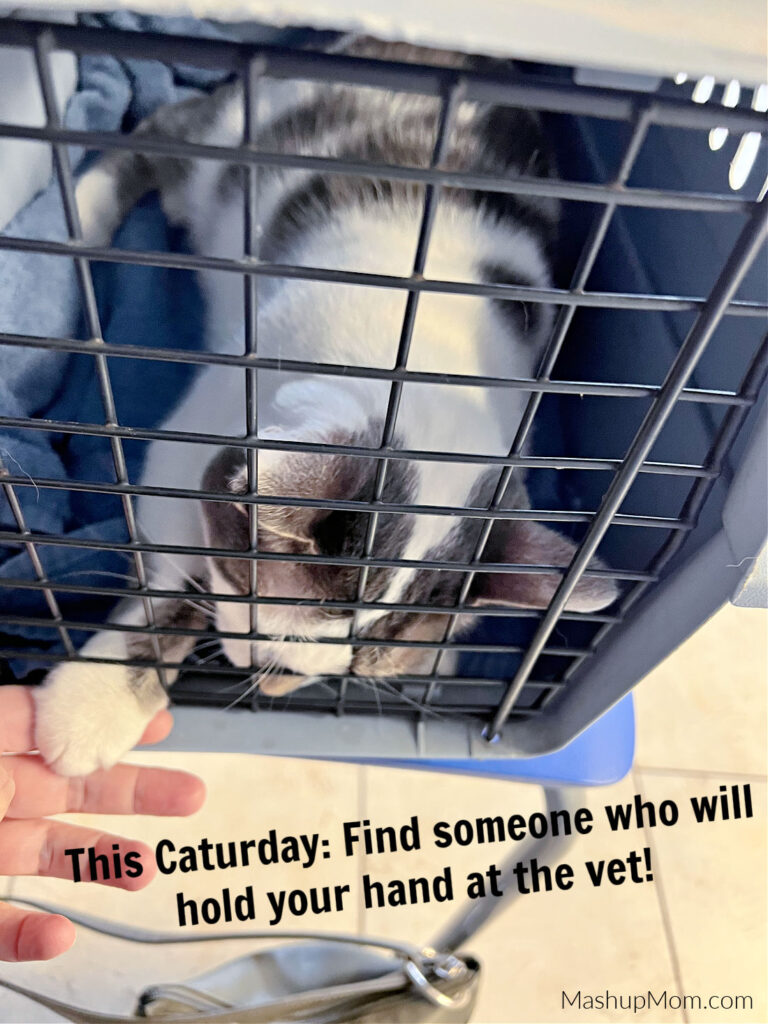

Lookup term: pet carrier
[0,5,766,763]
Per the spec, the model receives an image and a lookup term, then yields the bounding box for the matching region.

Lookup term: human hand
[0,686,205,962]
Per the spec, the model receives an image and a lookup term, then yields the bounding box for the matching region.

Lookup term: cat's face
[200,439,618,692]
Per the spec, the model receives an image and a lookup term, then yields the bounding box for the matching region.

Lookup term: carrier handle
[0,896,472,1022]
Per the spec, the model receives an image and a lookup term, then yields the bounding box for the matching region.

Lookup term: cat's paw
[258,673,317,697]
[34,661,168,777]
[75,164,120,246]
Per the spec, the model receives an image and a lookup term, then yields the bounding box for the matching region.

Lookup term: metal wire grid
[0,19,766,738]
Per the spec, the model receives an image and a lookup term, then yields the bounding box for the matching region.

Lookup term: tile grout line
[632,768,690,1024]
[634,765,768,782]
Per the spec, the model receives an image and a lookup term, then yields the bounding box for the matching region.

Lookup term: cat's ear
[468,519,618,612]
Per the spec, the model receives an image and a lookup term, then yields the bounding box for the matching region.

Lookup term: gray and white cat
[33,41,618,776]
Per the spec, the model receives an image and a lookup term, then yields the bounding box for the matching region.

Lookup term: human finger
[0,902,76,962]
[2,755,205,819]
[0,819,157,888]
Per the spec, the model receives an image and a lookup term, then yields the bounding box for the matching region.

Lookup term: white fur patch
[75,165,121,247]
[34,661,168,777]
[209,566,354,676]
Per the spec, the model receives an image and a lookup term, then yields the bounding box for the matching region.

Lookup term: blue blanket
[0,13,327,676]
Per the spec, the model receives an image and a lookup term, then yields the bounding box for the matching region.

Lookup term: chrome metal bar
[0,577,621,623]
[0,475,694,531]
[0,528,658,581]
[0,613,593,655]
[32,29,167,684]
[243,56,264,653]
[0,649,554,695]
[0,120,756,214]
[1,235,765,317]
[355,78,464,604]
[0,336,757,399]
[0,457,75,657]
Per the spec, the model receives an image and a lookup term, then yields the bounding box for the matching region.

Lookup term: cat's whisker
[192,646,225,667]
[371,674,451,723]
[194,637,221,651]
[220,671,259,705]
[188,641,220,661]
[141,546,208,595]
[220,638,287,708]
[216,660,266,695]
[53,569,140,585]
[355,674,383,716]
[181,597,216,619]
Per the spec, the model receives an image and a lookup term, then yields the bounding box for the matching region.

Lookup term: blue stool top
[342,695,634,788]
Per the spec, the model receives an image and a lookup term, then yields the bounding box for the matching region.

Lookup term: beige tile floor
[0,602,765,1023]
